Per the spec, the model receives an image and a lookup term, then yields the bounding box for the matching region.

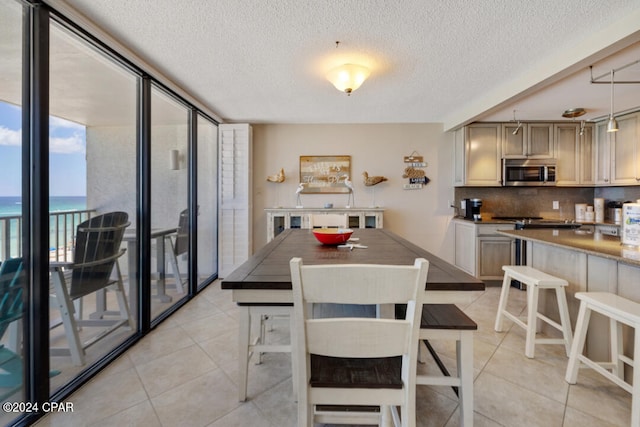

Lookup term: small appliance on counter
[621,203,640,248]
[464,198,483,221]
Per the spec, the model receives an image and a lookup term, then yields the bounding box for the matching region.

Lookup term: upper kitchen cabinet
[454,123,502,187]
[554,122,594,186]
[610,112,640,185]
[596,111,640,186]
[595,121,611,185]
[502,123,554,158]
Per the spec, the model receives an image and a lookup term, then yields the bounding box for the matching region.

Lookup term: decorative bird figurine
[343,175,355,207]
[295,183,305,207]
[266,168,285,183]
[362,171,388,186]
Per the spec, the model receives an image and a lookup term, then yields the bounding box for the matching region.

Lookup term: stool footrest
[536,312,564,333]
[576,355,632,394]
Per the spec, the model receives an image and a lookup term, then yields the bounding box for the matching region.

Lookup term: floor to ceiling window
[48,17,138,393]
[197,114,218,288]
[0,3,220,424]
[0,1,25,425]
[150,85,190,319]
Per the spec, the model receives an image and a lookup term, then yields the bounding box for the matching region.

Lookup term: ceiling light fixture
[607,69,619,133]
[512,110,522,135]
[562,108,586,119]
[327,63,370,95]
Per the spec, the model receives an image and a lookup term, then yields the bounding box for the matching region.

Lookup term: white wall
[251,124,457,263]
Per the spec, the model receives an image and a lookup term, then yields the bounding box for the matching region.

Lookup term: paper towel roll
[594,198,605,223]
[621,203,640,247]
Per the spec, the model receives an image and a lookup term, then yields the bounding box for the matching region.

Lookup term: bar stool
[565,292,640,426]
[494,265,573,358]
[417,304,477,427]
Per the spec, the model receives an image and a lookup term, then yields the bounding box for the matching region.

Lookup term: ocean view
[0,196,87,216]
[0,196,88,258]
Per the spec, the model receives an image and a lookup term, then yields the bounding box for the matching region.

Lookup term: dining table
[221,228,484,405]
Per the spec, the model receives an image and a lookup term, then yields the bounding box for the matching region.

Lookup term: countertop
[496,229,640,266]
[452,216,515,225]
[453,216,621,227]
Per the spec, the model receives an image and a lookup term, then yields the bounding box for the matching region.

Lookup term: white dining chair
[290,257,429,427]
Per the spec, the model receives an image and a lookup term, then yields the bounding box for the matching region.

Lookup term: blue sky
[0,101,86,196]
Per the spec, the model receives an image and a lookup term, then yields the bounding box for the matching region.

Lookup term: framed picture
[299,155,351,193]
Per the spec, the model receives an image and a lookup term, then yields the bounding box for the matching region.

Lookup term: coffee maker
[464,198,483,221]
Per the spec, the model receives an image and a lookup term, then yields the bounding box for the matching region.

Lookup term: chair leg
[288,311,298,401]
[51,270,85,366]
[459,331,474,427]
[525,284,539,358]
[238,306,251,401]
[555,286,573,356]
[631,326,640,427]
[610,318,624,380]
[166,236,185,294]
[565,302,591,384]
[494,272,512,332]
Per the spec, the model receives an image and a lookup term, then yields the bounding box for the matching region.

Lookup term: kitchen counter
[497,229,640,266]
[453,216,515,225]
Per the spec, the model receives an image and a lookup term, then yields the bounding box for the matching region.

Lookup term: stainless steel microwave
[502,159,557,186]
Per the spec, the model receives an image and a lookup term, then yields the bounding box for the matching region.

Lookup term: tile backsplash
[455,186,640,220]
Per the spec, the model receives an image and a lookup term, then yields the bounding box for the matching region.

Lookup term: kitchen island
[497,228,640,361]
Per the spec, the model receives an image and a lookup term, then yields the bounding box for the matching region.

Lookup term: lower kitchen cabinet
[453,219,515,280]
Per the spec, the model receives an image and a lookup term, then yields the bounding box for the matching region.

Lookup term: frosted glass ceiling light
[607,69,619,133]
[326,63,370,95]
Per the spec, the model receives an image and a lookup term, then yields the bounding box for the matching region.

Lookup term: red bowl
[312,228,354,245]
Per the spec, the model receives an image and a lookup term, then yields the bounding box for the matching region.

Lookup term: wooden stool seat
[418,304,477,427]
[565,292,640,426]
[494,265,573,358]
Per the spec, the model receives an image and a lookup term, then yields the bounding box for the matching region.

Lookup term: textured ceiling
[48,0,640,129]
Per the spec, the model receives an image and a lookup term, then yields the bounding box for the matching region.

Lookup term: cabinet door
[527,123,554,158]
[595,121,611,185]
[465,124,502,186]
[554,123,580,186]
[579,124,595,185]
[454,221,475,275]
[502,123,527,158]
[477,238,514,279]
[453,128,465,186]
[611,113,640,185]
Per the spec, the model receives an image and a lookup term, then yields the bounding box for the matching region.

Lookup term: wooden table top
[222,229,484,292]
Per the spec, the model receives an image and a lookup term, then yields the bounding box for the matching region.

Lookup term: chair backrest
[309,214,348,229]
[290,256,428,384]
[174,208,189,256]
[70,211,130,299]
[0,258,24,339]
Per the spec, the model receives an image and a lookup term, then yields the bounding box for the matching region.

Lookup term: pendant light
[512,110,522,135]
[607,69,619,132]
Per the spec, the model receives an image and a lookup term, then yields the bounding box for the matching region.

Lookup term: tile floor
[36,281,633,427]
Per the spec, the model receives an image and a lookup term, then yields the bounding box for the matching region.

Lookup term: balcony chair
[0,258,24,399]
[49,212,133,366]
[0,258,61,400]
[289,257,429,427]
[166,208,189,294]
